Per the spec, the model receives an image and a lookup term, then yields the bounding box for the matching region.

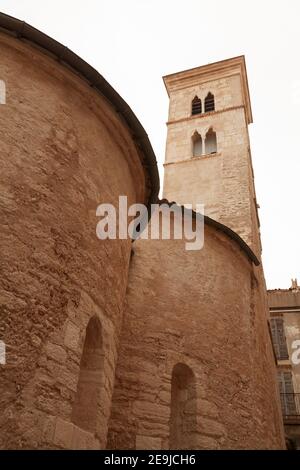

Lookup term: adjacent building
[268,280,300,449]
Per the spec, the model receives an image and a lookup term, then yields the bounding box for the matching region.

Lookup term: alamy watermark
[292,339,300,365]
[0,341,5,365]
[292,80,300,106]
[96,196,204,251]
[0,79,6,104]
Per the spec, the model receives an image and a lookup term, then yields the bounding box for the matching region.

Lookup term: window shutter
[270,318,289,360]
[204,92,215,112]
[277,371,297,415]
[191,96,202,116]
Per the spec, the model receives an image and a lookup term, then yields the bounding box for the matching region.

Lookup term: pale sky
[1,0,299,289]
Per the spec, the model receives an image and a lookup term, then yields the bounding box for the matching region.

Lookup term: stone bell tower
[163,56,261,255]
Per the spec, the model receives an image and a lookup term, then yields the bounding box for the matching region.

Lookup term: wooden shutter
[278,371,297,415]
[270,317,289,360]
[192,96,202,115]
[204,93,215,112]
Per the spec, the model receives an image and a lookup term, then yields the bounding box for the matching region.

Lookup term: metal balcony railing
[280,393,300,422]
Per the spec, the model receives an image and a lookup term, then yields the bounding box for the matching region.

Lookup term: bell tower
[163,56,261,255]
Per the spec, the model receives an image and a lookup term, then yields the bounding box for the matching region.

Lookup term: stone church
[0,12,286,449]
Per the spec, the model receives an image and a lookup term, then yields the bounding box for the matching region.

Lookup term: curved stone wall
[0,32,152,449]
[107,211,285,449]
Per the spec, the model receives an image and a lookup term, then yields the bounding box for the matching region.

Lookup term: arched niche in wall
[169,363,197,449]
[72,315,104,433]
[192,131,203,157]
[205,128,217,154]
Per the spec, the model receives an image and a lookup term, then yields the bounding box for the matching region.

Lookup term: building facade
[268,281,300,449]
[0,12,285,449]
[107,57,284,450]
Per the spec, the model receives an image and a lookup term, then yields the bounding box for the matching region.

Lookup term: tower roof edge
[163,55,253,124]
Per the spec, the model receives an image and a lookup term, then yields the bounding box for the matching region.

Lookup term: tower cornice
[163,55,253,124]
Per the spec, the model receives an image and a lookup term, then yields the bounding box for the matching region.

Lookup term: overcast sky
[1,0,299,289]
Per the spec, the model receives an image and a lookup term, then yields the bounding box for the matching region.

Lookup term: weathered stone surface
[107,210,285,449]
[64,322,80,352]
[71,425,99,450]
[41,415,56,447]
[0,29,147,450]
[136,435,162,450]
[53,418,74,449]
[45,343,67,364]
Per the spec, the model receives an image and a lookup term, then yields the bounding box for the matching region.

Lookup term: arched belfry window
[72,316,104,433]
[191,96,202,115]
[204,92,215,112]
[169,363,197,449]
[192,131,203,157]
[205,128,217,154]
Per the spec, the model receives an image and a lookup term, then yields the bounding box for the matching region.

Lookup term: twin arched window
[205,128,217,154]
[191,92,215,116]
[204,92,215,112]
[192,128,217,156]
[192,96,202,115]
[192,131,203,157]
